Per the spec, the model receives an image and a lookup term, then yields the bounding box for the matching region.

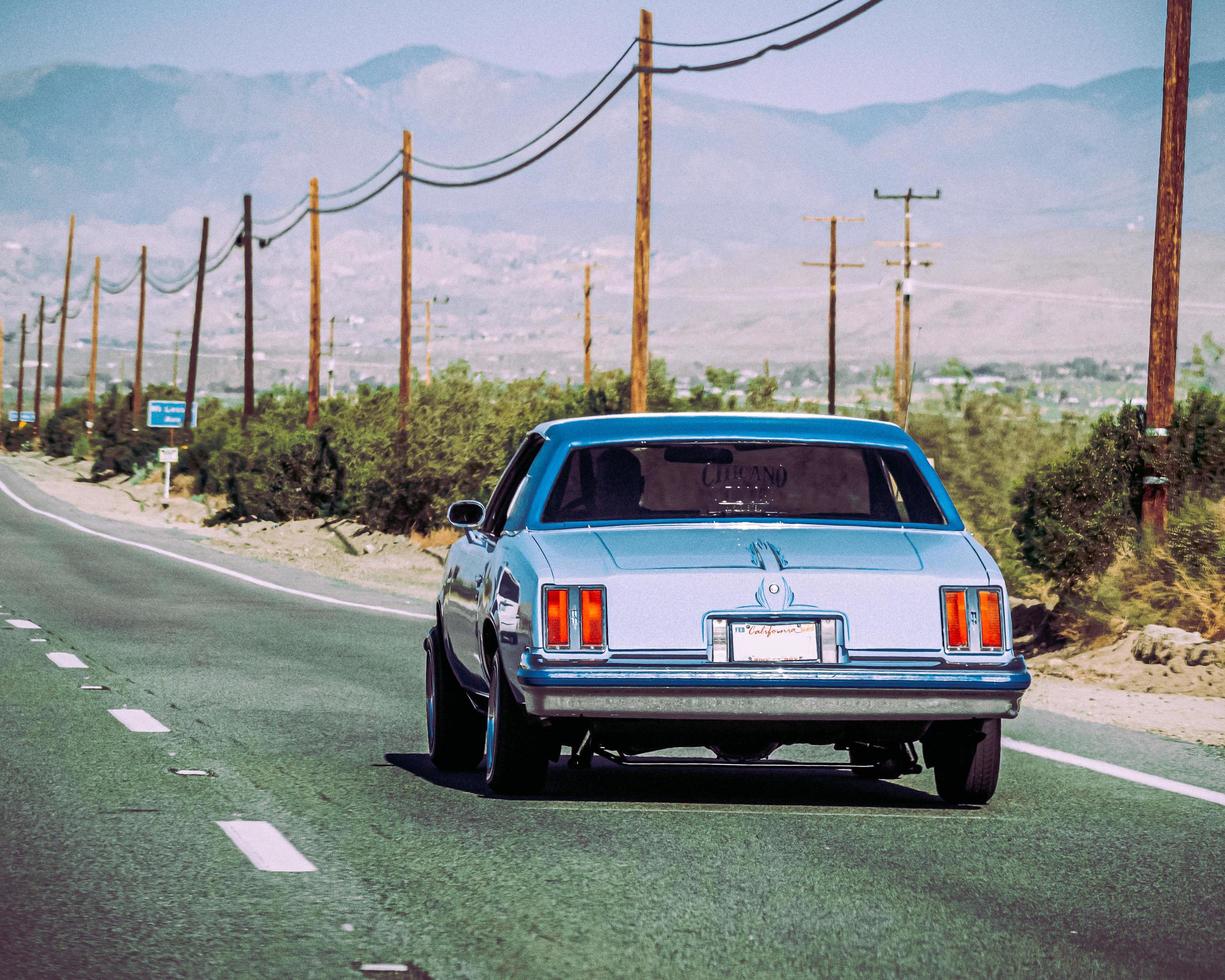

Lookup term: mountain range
[1,46,1223,390]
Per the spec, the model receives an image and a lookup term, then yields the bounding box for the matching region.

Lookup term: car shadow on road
[383,752,958,809]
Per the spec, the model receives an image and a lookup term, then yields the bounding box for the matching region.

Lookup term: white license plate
[731,621,819,662]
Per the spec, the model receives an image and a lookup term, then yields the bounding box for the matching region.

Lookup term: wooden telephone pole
[54,213,74,411]
[423,296,449,385]
[802,215,864,415]
[874,188,940,426]
[133,246,147,421]
[583,263,596,388]
[34,296,45,438]
[399,130,413,436]
[0,316,5,418]
[1142,0,1193,534]
[16,313,28,424]
[184,219,208,433]
[135,248,148,416]
[242,193,255,426]
[87,257,100,425]
[629,8,653,413]
[307,177,322,428]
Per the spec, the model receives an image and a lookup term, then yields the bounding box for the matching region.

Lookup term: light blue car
[427,413,1029,803]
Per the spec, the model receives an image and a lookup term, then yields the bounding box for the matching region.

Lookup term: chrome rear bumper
[516,659,1030,722]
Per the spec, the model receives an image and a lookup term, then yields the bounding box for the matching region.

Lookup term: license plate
[731,621,820,662]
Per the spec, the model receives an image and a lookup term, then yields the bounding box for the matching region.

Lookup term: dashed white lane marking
[47,651,88,669]
[6,618,40,629]
[1003,737,1225,808]
[108,708,170,733]
[0,477,432,621]
[215,820,317,872]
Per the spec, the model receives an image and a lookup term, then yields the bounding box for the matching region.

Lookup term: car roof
[532,412,914,448]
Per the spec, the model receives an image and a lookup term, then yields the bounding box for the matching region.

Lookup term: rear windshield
[540,441,946,525]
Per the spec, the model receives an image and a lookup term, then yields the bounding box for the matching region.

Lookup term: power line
[647,0,886,75]
[260,0,888,243]
[409,39,639,172]
[650,0,848,48]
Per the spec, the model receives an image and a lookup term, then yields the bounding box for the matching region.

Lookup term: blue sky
[1,1,1223,112]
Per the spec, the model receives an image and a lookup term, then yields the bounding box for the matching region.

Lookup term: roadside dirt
[0,453,452,604]
[1024,675,1225,747]
[4,451,1223,747]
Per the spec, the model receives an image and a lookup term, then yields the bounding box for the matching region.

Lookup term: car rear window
[540,441,946,525]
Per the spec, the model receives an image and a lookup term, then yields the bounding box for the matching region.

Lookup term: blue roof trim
[533,412,913,447]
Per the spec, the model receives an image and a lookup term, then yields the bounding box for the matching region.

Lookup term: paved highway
[1,459,1223,978]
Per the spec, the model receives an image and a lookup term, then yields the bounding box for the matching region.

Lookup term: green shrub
[90,383,185,479]
[1012,390,1225,599]
[42,397,89,458]
[1011,406,1145,594]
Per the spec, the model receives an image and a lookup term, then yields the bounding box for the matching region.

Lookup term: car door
[443,435,544,685]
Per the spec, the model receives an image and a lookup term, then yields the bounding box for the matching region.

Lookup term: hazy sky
[2,1,1223,113]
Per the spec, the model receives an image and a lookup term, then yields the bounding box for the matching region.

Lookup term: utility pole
[307,177,321,428]
[327,316,335,399]
[133,246,147,421]
[802,215,864,415]
[0,316,5,418]
[893,281,903,419]
[16,313,27,426]
[54,213,75,411]
[875,187,940,426]
[417,295,449,385]
[185,218,208,434]
[34,297,45,439]
[583,263,595,388]
[1142,0,1193,535]
[242,193,255,427]
[87,256,100,426]
[399,130,413,436]
[629,7,653,413]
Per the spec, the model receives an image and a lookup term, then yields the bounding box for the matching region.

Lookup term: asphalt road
[1,459,1223,979]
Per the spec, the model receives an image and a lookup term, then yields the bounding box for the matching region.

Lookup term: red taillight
[580,589,604,646]
[944,589,968,649]
[978,589,1003,650]
[546,588,569,647]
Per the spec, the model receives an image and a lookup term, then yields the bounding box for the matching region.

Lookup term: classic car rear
[426,414,1029,804]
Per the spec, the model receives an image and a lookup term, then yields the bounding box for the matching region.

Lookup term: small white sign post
[158,446,179,502]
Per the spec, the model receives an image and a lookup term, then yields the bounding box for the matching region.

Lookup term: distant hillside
[0,49,1222,381]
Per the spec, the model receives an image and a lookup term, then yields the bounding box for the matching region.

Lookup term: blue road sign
[7,411,35,423]
[146,400,197,429]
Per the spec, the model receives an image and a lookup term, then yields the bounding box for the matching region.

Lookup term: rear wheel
[484,652,550,795]
[926,719,1001,805]
[425,627,484,771]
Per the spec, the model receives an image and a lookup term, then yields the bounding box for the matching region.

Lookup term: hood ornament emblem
[749,539,793,611]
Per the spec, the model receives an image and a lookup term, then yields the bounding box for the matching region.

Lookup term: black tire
[484,651,549,796]
[425,626,485,771]
[928,719,1001,805]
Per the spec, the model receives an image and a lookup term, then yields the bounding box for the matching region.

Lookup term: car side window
[483,434,545,537]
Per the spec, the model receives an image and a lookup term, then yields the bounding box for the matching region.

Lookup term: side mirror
[447,499,486,529]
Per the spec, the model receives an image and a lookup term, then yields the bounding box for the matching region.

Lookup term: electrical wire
[319,149,405,198]
[251,193,309,227]
[649,1,848,48]
[260,0,885,240]
[409,38,639,172]
[647,0,886,75]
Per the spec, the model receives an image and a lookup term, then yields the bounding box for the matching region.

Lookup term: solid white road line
[0,477,433,621]
[1003,737,1225,808]
[47,651,88,668]
[215,820,317,872]
[108,708,171,733]
[6,618,41,629]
